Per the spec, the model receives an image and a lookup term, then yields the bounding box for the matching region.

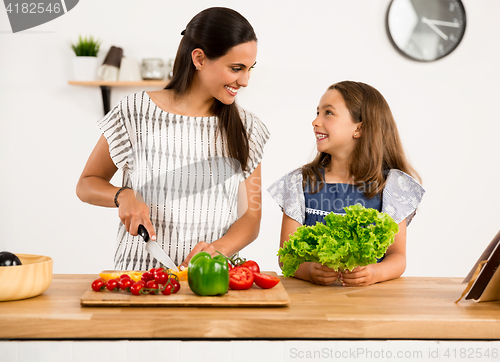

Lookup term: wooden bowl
[0,254,53,302]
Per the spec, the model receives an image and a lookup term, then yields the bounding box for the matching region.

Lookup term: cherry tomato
[141,271,154,282]
[241,260,260,274]
[229,266,254,290]
[161,283,174,295]
[171,279,181,293]
[150,268,164,275]
[119,274,131,280]
[118,278,133,291]
[91,278,105,292]
[145,280,159,294]
[161,279,181,295]
[106,278,119,291]
[154,271,169,285]
[253,273,280,289]
[130,282,145,296]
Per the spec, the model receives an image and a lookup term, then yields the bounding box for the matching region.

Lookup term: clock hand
[424,19,460,28]
[422,17,448,41]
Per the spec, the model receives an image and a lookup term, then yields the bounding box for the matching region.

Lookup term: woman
[76,7,269,270]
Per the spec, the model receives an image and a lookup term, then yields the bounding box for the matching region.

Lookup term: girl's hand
[117,188,156,241]
[340,265,378,287]
[179,241,218,269]
[307,263,341,285]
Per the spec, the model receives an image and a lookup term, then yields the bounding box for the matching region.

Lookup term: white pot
[118,57,142,81]
[72,56,98,81]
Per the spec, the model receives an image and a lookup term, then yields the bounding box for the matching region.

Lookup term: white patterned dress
[98,91,270,270]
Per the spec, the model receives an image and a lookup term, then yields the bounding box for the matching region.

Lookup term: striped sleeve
[97,99,133,172]
[240,108,270,179]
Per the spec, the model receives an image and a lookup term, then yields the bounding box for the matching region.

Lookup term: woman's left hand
[179,241,218,269]
[340,265,379,287]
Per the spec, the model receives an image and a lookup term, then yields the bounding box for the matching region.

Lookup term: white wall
[1,0,499,277]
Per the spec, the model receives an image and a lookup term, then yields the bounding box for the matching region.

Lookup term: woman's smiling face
[196,41,257,105]
[312,89,361,157]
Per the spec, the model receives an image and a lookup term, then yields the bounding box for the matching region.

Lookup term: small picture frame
[458,230,500,302]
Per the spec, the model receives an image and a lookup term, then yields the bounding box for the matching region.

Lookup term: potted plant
[71,35,101,81]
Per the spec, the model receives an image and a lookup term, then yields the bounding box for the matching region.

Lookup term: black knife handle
[138,224,149,242]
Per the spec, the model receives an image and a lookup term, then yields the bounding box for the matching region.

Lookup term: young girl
[76,7,269,270]
[268,81,423,286]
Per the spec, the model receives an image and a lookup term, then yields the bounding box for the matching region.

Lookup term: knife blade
[138,225,179,272]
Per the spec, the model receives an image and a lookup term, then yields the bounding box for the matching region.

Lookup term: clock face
[386,0,466,61]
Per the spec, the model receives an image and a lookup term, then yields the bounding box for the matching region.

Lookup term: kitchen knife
[138,225,179,272]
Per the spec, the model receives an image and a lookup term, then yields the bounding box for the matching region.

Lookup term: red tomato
[253,273,280,289]
[162,283,174,295]
[150,267,165,275]
[229,266,254,290]
[154,271,169,285]
[171,279,181,293]
[130,282,144,296]
[119,274,131,279]
[141,271,154,282]
[118,278,133,291]
[161,279,181,295]
[145,280,159,294]
[106,279,119,291]
[241,260,260,274]
[91,278,105,292]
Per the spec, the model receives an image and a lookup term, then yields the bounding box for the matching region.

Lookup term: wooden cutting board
[80,272,290,307]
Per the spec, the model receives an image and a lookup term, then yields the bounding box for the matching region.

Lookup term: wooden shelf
[68,80,168,114]
[68,80,168,87]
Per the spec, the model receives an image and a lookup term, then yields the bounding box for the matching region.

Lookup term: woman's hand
[306,262,341,285]
[340,265,378,287]
[117,188,156,241]
[179,241,218,269]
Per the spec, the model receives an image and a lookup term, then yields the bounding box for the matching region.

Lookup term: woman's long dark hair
[165,7,257,172]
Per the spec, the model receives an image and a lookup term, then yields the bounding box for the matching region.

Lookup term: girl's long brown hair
[165,7,257,171]
[302,81,420,198]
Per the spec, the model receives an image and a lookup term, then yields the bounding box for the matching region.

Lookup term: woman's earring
[354,132,358,138]
[196,66,200,71]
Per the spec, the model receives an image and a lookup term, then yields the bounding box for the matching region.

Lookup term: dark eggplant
[0,251,22,266]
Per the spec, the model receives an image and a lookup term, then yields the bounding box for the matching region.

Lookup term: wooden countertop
[1,275,499,340]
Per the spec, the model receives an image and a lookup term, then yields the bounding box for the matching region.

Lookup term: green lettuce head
[278,204,399,277]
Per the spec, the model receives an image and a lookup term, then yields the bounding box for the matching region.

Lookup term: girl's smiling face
[195,41,257,105]
[313,89,361,157]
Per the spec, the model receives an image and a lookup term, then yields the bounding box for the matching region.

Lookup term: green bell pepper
[188,252,229,296]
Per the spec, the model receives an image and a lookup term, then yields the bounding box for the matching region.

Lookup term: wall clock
[386,0,466,62]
